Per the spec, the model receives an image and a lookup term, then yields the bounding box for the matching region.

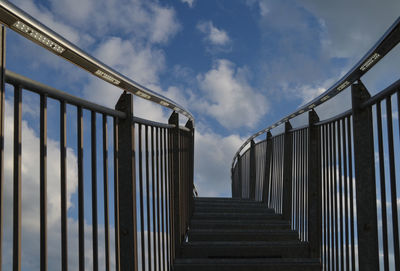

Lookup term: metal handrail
[0,0,194,121]
[232,16,400,168]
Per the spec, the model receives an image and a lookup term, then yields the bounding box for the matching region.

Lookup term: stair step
[180,241,310,258]
[174,258,321,271]
[192,212,282,221]
[194,206,275,214]
[190,219,290,230]
[188,229,299,242]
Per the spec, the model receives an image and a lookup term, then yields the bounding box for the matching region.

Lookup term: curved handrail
[232,16,400,168]
[0,0,194,121]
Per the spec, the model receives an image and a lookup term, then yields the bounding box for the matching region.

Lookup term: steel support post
[185,119,195,219]
[282,122,293,221]
[308,110,322,258]
[263,132,272,204]
[351,82,379,270]
[169,112,181,258]
[115,92,138,271]
[0,26,5,271]
[249,140,256,200]
[237,154,242,199]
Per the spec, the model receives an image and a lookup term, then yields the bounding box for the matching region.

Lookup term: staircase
[174,197,321,270]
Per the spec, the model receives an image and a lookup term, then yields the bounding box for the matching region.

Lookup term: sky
[1,0,400,270]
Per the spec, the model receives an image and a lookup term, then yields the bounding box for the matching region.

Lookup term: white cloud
[180,0,195,8]
[45,0,181,44]
[197,21,231,46]
[299,0,400,59]
[194,129,245,197]
[196,59,269,129]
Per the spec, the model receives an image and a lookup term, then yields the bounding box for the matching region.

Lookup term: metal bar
[5,70,126,118]
[360,78,400,108]
[133,116,175,129]
[324,124,331,271]
[282,122,293,221]
[145,125,152,271]
[263,132,272,203]
[351,82,379,270]
[115,93,138,271]
[77,106,84,271]
[156,127,161,271]
[169,112,180,259]
[347,116,356,271]
[160,128,166,271]
[329,122,334,271]
[102,115,110,271]
[0,26,5,271]
[13,85,21,271]
[337,119,344,270]
[237,155,242,199]
[165,128,171,268]
[385,96,400,270]
[60,101,68,271]
[40,94,47,271]
[249,140,256,200]
[91,111,99,271]
[333,121,339,271]
[308,110,321,257]
[342,117,350,271]
[322,125,327,269]
[138,124,145,271]
[113,117,120,271]
[376,102,389,270]
[151,127,157,271]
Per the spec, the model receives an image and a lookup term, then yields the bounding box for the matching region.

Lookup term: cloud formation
[196,59,269,129]
[180,0,195,8]
[197,21,231,49]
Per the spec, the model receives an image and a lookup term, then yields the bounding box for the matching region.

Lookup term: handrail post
[249,140,256,200]
[237,154,242,199]
[282,121,293,220]
[0,26,5,271]
[169,112,181,258]
[115,92,138,271]
[263,132,272,204]
[185,119,195,219]
[308,110,322,258]
[351,81,379,270]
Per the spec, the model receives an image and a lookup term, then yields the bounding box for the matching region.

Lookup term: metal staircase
[174,197,321,270]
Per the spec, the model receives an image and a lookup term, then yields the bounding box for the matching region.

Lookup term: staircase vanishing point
[174,197,321,270]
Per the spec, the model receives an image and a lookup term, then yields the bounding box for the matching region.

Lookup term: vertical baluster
[113,117,120,271]
[145,125,152,270]
[342,118,350,271]
[40,94,47,271]
[385,96,400,270]
[376,102,389,270]
[0,26,5,271]
[13,85,22,271]
[347,116,355,271]
[103,115,110,271]
[337,120,343,271]
[151,127,157,271]
[77,106,85,271]
[60,101,68,271]
[138,124,145,271]
[160,128,166,271]
[156,128,161,271]
[91,111,99,271]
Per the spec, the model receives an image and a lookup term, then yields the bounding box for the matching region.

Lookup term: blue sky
[1,0,400,269]
[5,0,400,198]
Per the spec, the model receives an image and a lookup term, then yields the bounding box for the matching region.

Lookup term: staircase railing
[0,1,194,271]
[232,17,400,271]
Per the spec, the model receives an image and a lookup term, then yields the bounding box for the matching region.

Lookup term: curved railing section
[232,16,400,168]
[231,17,400,271]
[0,0,194,121]
[0,2,194,271]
